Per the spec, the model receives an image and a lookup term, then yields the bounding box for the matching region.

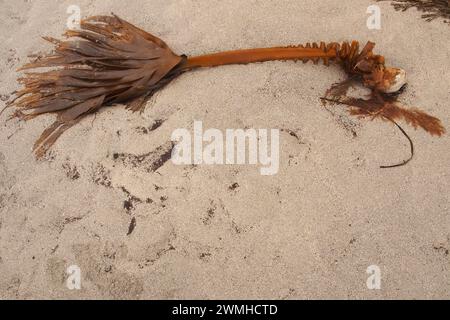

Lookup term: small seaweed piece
[321,96,416,168]
[378,0,450,24]
[127,217,136,236]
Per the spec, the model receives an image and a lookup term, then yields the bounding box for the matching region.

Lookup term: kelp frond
[7,14,185,158]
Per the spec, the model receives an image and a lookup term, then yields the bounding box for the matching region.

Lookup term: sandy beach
[0,0,449,299]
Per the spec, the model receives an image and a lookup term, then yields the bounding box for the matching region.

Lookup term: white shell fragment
[382,68,407,93]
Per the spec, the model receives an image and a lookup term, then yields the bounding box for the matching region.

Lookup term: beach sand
[0,0,449,299]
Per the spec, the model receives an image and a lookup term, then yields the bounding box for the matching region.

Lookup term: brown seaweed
[5,14,185,158]
[3,14,445,167]
[378,0,450,24]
